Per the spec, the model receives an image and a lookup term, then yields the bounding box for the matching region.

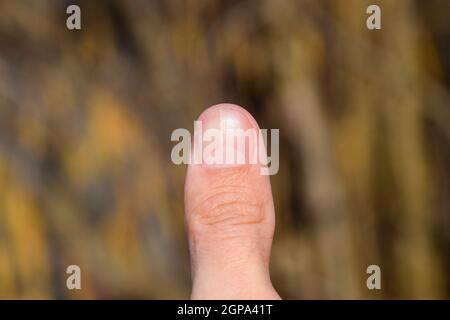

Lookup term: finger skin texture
[184,103,280,299]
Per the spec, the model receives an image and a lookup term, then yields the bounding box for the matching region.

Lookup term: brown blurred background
[0,0,449,299]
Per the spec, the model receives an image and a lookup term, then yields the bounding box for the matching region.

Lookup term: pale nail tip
[198,104,256,129]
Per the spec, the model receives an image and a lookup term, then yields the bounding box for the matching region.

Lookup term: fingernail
[195,105,257,168]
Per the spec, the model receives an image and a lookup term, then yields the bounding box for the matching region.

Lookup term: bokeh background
[0,0,449,299]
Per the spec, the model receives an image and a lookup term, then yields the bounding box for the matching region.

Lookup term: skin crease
[184,103,280,299]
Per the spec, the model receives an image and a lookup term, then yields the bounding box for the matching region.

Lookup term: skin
[184,103,280,299]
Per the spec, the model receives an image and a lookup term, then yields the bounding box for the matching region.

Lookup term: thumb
[184,103,280,299]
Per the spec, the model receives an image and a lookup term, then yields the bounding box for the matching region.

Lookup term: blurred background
[0,0,449,299]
